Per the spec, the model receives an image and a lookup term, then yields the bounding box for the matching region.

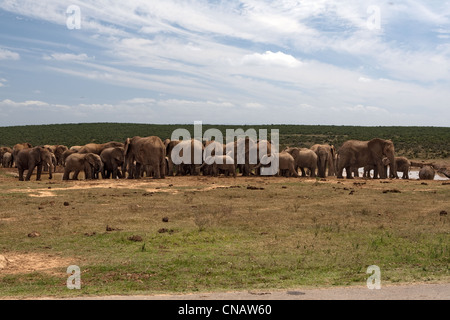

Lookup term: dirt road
[63,283,449,300]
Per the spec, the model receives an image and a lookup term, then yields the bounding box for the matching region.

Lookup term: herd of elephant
[0,136,439,181]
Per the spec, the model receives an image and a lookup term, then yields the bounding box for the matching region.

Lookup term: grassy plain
[0,168,448,298]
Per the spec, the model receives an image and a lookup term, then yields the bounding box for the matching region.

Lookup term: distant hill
[0,123,449,159]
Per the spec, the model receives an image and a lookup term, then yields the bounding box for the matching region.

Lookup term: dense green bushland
[0,123,449,159]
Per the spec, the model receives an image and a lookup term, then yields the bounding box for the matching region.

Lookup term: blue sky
[0,0,449,126]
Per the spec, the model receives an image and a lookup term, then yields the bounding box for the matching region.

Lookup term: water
[358,168,449,181]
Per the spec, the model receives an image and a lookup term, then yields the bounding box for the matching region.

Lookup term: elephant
[363,157,391,178]
[336,138,397,179]
[124,136,166,179]
[1,152,13,168]
[1,147,13,166]
[43,152,57,173]
[168,139,204,176]
[62,149,79,166]
[419,166,435,180]
[310,144,336,178]
[44,145,69,166]
[78,141,124,155]
[13,143,32,167]
[255,151,299,177]
[70,146,83,152]
[200,155,236,177]
[389,157,411,179]
[284,147,317,177]
[165,140,181,176]
[16,146,53,181]
[63,153,103,180]
[202,141,225,176]
[100,147,125,179]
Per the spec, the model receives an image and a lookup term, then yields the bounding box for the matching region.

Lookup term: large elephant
[419,166,435,180]
[284,147,317,177]
[13,143,32,167]
[310,144,336,178]
[1,152,13,168]
[63,153,103,180]
[169,139,204,176]
[100,147,125,179]
[336,138,396,179]
[124,136,166,179]
[16,146,53,181]
[78,141,124,155]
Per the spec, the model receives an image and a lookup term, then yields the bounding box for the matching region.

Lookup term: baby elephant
[63,153,103,180]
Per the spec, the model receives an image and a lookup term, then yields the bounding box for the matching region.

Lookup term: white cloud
[1,1,450,126]
[242,51,302,68]
[0,48,20,60]
[43,53,92,61]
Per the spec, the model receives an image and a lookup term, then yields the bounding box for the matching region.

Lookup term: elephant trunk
[48,162,53,180]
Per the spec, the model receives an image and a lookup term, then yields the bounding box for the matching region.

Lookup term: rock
[106,225,122,232]
[63,202,70,206]
[128,235,143,242]
[28,231,41,238]
[383,189,401,194]
[158,228,174,234]
[162,217,169,223]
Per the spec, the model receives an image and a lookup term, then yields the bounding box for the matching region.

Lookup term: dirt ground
[1,165,449,300]
[59,283,449,300]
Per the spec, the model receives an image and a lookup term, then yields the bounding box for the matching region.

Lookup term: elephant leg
[153,163,161,179]
[18,167,25,181]
[36,165,43,181]
[73,169,80,180]
[135,163,142,179]
[300,167,306,177]
[25,165,35,181]
[375,163,385,179]
[345,167,354,179]
[63,169,70,180]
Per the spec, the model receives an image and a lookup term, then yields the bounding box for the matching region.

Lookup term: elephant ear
[85,153,97,167]
[114,148,125,161]
[367,139,384,159]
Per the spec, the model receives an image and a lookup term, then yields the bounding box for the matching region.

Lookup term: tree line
[0,123,449,159]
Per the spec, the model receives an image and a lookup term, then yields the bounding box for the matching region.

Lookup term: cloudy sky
[0,0,449,126]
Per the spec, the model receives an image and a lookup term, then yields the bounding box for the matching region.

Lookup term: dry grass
[0,167,449,298]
